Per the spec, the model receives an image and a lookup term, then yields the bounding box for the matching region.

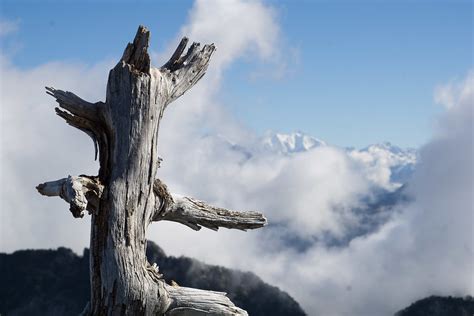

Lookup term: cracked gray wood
[36,25,266,315]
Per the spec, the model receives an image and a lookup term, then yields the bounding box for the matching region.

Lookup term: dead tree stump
[37,25,266,316]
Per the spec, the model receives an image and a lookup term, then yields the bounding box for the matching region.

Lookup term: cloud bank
[1,1,472,315]
[0,55,110,252]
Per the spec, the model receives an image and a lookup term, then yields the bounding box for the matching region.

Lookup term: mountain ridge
[261,131,327,153]
[395,295,474,316]
[258,131,418,189]
[0,241,307,316]
[1,246,471,315]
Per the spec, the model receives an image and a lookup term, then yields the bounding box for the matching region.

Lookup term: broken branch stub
[160,38,216,105]
[36,176,102,218]
[120,25,151,73]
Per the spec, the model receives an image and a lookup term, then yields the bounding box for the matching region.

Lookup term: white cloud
[180,0,280,72]
[434,71,473,109]
[0,56,112,252]
[152,0,377,245]
[154,71,473,316]
[349,143,417,190]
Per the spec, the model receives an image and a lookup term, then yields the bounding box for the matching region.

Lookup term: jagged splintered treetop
[36,25,267,315]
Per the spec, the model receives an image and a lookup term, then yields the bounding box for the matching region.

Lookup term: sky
[1,0,471,148]
[0,1,473,315]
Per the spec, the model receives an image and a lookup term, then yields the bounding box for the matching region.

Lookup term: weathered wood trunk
[37,26,266,315]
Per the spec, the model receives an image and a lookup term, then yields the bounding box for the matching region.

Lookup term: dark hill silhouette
[0,241,306,316]
[395,295,474,316]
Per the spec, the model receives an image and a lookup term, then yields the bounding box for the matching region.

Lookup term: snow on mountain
[211,131,417,190]
[254,132,418,247]
[200,131,417,247]
[259,132,417,189]
[349,142,417,190]
[261,131,326,154]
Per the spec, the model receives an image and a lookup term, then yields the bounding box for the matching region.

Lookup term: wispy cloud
[0,19,19,37]
[434,71,473,110]
[0,56,111,252]
[152,69,474,316]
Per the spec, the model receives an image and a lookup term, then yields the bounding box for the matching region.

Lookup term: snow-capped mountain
[254,132,418,248]
[212,131,418,189]
[259,132,418,189]
[261,131,326,154]
[349,142,418,189]
[201,131,417,248]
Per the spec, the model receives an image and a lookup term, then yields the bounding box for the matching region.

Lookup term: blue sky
[1,0,472,148]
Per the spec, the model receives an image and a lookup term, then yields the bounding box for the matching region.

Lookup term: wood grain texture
[37,25,266,315]
[153,179,266,231]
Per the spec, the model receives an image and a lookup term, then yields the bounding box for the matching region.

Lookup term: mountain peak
[262,131,326,154]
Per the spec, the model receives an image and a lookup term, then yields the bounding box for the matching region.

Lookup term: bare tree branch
[152,179,267,231]
[36,176,103,218]
[46,87,110,177]
[160,38,216,105]
[45,87,102,122]
[162,37,189,72]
